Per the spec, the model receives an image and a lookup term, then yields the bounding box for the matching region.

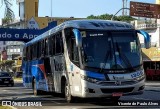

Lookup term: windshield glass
[81,30,142,70]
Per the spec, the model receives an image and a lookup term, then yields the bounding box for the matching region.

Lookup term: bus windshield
[81,30,142,70]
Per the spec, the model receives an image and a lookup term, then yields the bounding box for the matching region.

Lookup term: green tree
[2,16,12,25]
[87,14,135,22]
[117,15,136,22]
[0,60,15,71]
[0,0,14,25]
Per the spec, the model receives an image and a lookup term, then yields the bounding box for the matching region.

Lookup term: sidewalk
[14,78,23,82]
[145,81,160,86]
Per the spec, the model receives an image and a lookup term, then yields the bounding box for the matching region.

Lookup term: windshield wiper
[100,50,110,73]
[99,38,112,73]
[82,47,88,63]
[115,41,135,71]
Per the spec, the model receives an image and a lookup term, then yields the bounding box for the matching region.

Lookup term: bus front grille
[101,87,134,93]
[98,80,137,86]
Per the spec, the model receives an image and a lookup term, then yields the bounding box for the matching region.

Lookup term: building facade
[6,41,24,60]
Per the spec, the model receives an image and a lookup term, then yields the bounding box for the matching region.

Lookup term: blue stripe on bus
[85,71,105,80]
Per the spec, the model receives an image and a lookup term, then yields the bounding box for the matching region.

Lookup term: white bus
[22,19,151,103]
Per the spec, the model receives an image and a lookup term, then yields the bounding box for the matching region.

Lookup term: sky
[0,0,156,19]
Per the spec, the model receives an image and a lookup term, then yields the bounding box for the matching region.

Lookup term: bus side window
[35,42,38,58]
[45,38,49,56]
[37,42,41,58]
[65,29,79,65]
[23,47,26,61]
[55,32,64,54]
[28,46,32,60]
[49,36,55,56]
[52,35,56,55]
[26,47,29,61]
[31,45,35,60]
[71,38,79,65]
[31,45,34,60]
[33,44,38,60]
[41,40,45,57]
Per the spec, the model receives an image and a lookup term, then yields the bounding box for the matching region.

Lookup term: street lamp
[111,8,130,21]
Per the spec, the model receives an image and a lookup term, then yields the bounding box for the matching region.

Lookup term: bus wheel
[11,83,14,87]
[65,82,74,103]
[33,78,40,96]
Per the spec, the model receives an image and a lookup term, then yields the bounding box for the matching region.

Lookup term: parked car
[0,72,14,86]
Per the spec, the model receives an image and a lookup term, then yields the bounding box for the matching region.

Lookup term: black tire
[11,83,14,87]
[33,78,40,96]
[65,81,75,103]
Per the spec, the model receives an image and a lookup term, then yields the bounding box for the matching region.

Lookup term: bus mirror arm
[72,29,82,47]
[137,30,151,49]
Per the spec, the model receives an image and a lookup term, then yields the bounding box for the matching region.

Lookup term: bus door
[44,38,54,92]
[51,55,65,93]
[70,37,82,95]
[44,57,54,92]
[65,29,82,95]
[49,33,65,93]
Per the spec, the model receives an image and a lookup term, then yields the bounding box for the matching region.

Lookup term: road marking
[2,90,8,91]
[50,100,62,104]
[132,97,152,100]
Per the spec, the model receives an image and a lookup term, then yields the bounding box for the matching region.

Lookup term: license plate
[4,81,9,83]
[112,92,123,97]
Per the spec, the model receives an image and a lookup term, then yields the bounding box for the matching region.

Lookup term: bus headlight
[81,75,100,83]
[134,72,145,81]
[135,75,145,81]
[131,70,145,81]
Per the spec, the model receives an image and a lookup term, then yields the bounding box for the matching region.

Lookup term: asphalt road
[0,80,160,109]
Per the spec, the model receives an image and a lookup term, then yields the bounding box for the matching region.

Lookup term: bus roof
[25,19,134,46]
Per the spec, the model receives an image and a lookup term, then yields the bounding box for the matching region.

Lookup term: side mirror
[137,30,151,49]
[72,29,82,47]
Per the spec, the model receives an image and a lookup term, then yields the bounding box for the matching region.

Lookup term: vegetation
[2,16,12,25]
[0,60,15,72]
[87,14,136,22]
[0,0,15,25]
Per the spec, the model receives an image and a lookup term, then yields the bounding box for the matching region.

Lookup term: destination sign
[130,1,160,18]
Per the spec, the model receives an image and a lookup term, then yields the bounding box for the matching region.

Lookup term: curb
[9,106,17,109]
[14,80,23,82]
[145,82,160,86]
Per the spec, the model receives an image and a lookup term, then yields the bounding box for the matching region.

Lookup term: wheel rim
[33,80,37,95]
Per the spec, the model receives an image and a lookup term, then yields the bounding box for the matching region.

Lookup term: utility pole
[51,0,52,17]
[125,0,128,15]
[122,0,124,16]
[122,0,128,16]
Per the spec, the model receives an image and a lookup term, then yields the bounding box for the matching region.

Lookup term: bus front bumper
[80,79,145,98]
